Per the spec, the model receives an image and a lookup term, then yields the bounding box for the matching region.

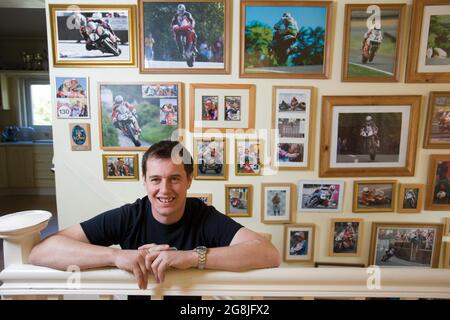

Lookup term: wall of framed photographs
[47,0,450,269]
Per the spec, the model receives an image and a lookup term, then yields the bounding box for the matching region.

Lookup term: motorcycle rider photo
[79,12,120,54]
[270,12,299,65]
[360,115,380,156]
[171,4,198,60]
[361,26,383,63]
[111,95,142,142]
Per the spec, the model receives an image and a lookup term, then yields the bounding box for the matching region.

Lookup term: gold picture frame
[284,224,315,263]
[423,91,450,148]
[397,183,424,213]
[225,184,253,217]
[320,95,421,177]
[189,83,256,133]
[49,4,137,67]
[138,0,231,74]
[445,217,450,236]
[369,222,443,268]
[102,154,139,180]
[193,137,228,180]
[329,218,363,257]
[405,0,450,83]
[353,180,397,213]
[260,183,295,224]
[425,154,450,210]
[341,3,406,82]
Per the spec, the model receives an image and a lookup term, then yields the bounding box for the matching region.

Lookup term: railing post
[0,210,52,268]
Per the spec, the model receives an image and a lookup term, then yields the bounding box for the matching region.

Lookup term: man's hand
[138,244,197,283]
[112,249,149,289]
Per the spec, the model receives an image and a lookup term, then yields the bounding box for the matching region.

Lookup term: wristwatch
[194,246,208,270]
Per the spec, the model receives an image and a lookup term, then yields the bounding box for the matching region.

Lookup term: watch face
[196,246,207,252]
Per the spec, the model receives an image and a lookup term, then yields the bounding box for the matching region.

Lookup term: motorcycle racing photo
[99,83,181,149]
[194,139,226,179]
[332,221,360,255]
[299,182,344,212]
[356,182,394,211]
[52,8,132,63]
[142,2,226,70]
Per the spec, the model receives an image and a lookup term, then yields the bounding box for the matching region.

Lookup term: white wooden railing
[1,211,450,300]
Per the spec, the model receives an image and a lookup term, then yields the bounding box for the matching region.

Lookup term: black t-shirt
[80,197,243,250]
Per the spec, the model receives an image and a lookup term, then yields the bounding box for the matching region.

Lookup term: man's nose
[159,179,172,193]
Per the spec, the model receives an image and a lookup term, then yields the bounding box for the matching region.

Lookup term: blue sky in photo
[246,6,327,29]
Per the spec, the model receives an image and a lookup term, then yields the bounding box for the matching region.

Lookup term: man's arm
[28,225,151,289]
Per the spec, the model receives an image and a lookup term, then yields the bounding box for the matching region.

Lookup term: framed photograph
[329,219,363,257]
[189,84,256,133]
[49,5,136,67]
[188,193,212,206]
[298,180,344,213]
[139,0,231,74]
[261,183,294,224]
[423,92,450,148]
[271,86,316,170]
[193,137,227,180]
[225,184,252,217]
[315,262,365,268]
[342,4,405,82]
[369,222,443,268]
[98,82,183,151]
[240,0,333,79]
[102,154,139,180]
[235,138,263,176]
[56,77,89,118]
[320,95,421,177]
[444,243,450,269]
[353,180,396,213]
[284,224,315,262]
[405,0,450,83]
[69,123,91,151]
[397,184,424,213]
[425,154,450,210]
[445,217,450,236]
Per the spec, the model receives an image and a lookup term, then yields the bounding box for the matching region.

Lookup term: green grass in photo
[348,63,390,77]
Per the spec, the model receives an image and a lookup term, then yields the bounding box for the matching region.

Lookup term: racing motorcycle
[360,126,378,161]
[115,105,141,147]
[381,248,395,262]
[271,32,297,66]
[86,22,121,56]
[361,28,382,63]
[198,158,223,174]
[404,190,417,209]
[334,233,355,251]
[306,188,331,208]
[173,18,196,67]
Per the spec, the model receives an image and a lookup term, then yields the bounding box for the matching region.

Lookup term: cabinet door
[6,146,34,187]
[0,147,7,187]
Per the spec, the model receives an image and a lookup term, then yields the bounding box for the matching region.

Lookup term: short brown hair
[142,140,193,178]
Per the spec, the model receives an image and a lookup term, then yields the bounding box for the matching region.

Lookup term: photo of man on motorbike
[171,4,198,66]
[333,221,358,254]
[360,115,380,161]
[270,12,299,66]
[196,140,224,177]
[361,26,383,63]
[111,95,142,147]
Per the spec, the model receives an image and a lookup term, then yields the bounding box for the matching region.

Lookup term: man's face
[144,157,192,223]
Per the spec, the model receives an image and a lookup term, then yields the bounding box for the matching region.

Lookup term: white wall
[47,0,450,267]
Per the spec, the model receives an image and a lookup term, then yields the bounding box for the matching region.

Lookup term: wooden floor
[0,195,59,271]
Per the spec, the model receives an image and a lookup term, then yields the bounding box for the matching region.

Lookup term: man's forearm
[28,235,117,270]
[204,239,280,272]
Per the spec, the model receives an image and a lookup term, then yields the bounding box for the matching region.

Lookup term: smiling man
[29,141,280,290]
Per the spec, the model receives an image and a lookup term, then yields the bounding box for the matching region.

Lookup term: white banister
[0,210,52,268]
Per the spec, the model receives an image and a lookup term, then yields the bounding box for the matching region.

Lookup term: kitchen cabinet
[0,147,7,188]
[6,146,34,187]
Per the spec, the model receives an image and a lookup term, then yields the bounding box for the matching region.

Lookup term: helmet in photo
[86,21,97,33]
[366,115,373,122]
[177,4,186,15]
[92,12,102,20]
[114,95,124,104]
[282,12,292,20]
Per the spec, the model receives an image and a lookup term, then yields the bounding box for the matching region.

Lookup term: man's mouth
[157,197,175,203]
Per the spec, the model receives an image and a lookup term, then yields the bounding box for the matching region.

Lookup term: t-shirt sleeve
[202,206,243,247]
[80,206,130,247]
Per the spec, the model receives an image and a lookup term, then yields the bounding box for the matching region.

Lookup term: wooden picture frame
[369,222,443,268]
[445,217,450,236]
[189,83,256,133]
[297,180,344,213]
[353,180,397,213]
[98,82,184,151]
[55,77,89,119]
[271,86,316,170]
[425,154,450,210]
[405,0,450,83]
[235,138,263,176]
[423,91,450,148]
[397,183,424,213]
[284,224,315,263]
[49,4,137,67]
[225,184,253,217]
[320,95,421,177]
[188,193,212,206]
[193,137,228,180]
[261,183,294,224]
[240,0,333,79]
[102,154,139,180]
[341,3,405,82]
[444,243,450,269]
[69,123,91,151]
[138,0,231,74]
[329,218,363,257]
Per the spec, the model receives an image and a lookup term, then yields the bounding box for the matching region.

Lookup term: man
[111,95,141,133]
[171,4,198,58]
[271,193,281,215]
[29,141,280,289]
